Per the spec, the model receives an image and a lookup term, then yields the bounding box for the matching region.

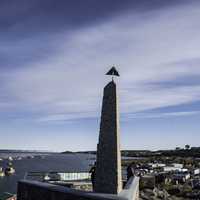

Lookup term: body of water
[0,153,95,194]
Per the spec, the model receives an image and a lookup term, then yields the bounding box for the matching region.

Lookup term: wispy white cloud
[1,1,200,122]
[121,85,200,113]
[125,111,200,120]
[38,112,97,122]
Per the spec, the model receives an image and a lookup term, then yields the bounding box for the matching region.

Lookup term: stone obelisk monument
[94,67,122,194]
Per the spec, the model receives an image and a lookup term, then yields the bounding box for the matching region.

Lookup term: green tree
[185,144,190,150]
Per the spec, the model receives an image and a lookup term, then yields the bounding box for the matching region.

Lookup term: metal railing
[119,177,140,200]
[18,177,140,200]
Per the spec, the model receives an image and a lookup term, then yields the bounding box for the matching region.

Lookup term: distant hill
[62,147,200,157]
[61,151,74,154]
[75,151,96,154]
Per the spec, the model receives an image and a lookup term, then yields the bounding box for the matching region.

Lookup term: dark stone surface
[17,180,125,200]
[94,81,122,194]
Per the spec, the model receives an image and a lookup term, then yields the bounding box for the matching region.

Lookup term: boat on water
[4,162,15,175]
[26,155,34,159]
[7,156,13,161]
[47,172,61,181]
[16,156,22,160]
[0,167,5,177]
[35,155,45,159]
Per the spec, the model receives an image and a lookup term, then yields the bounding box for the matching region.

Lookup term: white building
[172,163,183,168]
[149,163,166,168]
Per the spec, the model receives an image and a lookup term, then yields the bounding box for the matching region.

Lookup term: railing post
[119,177,140,200]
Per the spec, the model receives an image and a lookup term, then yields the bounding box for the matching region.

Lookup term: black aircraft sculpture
[106,66,120,81]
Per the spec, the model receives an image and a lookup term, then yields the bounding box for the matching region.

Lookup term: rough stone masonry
[94,80,122,194]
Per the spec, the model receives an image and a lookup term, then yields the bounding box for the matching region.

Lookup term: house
[172,163,183,168]
[163,166,187,172]
[148,163,166,168]
[172,173,190,184]
[163,166,181,172]
[193,168,200,175]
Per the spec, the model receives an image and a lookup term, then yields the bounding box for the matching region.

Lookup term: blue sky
[1,0,200,151]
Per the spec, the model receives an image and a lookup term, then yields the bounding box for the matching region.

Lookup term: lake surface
[0,153,95,194]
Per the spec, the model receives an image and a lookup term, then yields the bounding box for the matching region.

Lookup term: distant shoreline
[63,148,200,158]
[2,147,200,158]
[0,150,56,153]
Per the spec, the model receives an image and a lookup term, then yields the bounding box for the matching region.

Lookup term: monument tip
[106,66,120,77]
